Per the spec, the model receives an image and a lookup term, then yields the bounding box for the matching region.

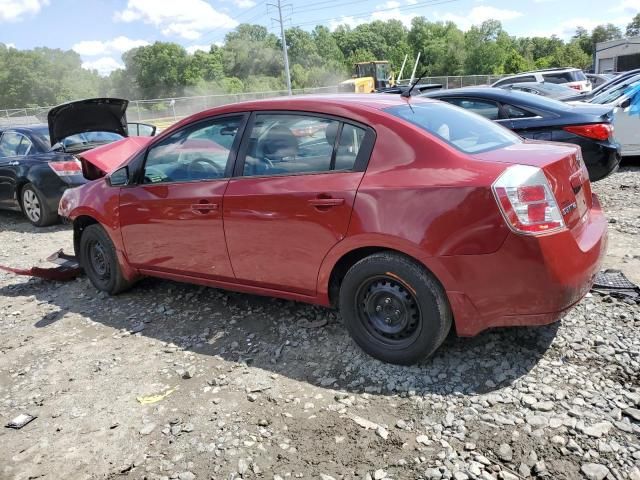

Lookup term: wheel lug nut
[376,305,382,312]
[384,298,391,304]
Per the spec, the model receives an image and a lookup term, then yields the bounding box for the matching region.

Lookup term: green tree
[627,13,640,37]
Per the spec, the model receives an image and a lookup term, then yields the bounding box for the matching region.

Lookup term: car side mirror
[620,98,631,109]
[108,166,129,186]
[127,122,157,137]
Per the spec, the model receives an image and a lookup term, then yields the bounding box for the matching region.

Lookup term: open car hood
[47,98,129,146]
[78,136,152,180]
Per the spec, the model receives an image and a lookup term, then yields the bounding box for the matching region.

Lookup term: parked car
[0,98,155,226]
[578,75,640,157]
[59,94,607,365]
[422,87,620,181]
[563,68,640,101]
[492,68,592,92]
[501,82,578,100]
[586,73,614,88]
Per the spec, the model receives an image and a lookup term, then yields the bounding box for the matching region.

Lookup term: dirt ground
[0,165,639,480]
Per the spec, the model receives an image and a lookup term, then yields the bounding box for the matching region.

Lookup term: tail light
[492,165,565,236]
[569,84,582,91]
[48,160,82,177]
[563,123,613,141]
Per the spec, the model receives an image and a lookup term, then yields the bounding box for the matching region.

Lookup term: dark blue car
[422,87,620,182]
[0,98,155,226]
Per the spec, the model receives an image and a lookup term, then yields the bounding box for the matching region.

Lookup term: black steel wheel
[356,276,421,348]
[339,252,452,365]
[79,224,133,295]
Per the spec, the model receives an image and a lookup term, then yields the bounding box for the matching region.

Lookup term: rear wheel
[339,252,452,365]
[79,224,132,295]
[21,184,58,227]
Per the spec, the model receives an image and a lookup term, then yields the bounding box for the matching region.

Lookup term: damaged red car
[59,95,607,364]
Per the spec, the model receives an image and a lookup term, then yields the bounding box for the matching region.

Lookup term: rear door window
[241,114,366,176]
[444,98,500,120]
[386,102,521,154]
[505,105,536,119]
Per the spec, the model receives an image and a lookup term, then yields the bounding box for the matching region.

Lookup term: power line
[291,0,465,29]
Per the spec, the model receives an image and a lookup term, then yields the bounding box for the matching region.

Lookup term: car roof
[1,124,48,134]
[163,94,434,135]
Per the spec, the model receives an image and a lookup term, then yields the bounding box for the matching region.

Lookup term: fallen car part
[0,250,82,281]
[5,414,37,429]
[591,269,639,300]
[136,388,177,405]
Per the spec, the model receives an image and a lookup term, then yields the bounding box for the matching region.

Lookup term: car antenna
[401,68,429,98]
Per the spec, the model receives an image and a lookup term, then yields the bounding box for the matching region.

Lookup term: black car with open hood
[47,98,129,150]
[0,98,156,227]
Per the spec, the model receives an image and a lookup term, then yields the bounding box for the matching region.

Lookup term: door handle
[308,197,345,208]
[191,201,219,214]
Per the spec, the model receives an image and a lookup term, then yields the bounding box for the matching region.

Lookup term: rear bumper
[37,175,86,215]
[443,193,608,336]
[580,141,620,182]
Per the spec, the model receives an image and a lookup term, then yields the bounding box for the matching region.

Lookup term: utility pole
[269,0,292,95]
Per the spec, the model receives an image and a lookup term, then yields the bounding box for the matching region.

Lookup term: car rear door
[118,114,248,280]
[223,112,374,295]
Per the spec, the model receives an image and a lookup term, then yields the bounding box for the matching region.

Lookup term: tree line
[1,13,640,109]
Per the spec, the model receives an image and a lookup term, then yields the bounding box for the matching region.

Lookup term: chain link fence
[0,75,507,129]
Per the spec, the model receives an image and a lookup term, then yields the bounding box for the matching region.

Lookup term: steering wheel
[187,157,224,180]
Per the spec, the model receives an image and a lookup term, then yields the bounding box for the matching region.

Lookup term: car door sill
[137,268,325,305]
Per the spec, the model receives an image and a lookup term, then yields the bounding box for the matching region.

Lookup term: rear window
[385,102,521,154]
[495,75,536,86]
[542,70,586,84]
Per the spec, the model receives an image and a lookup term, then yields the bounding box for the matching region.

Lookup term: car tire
[21,183,58,227]
[339,252,452,365]
[79,224,132,295]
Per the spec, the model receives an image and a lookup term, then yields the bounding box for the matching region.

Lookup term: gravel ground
[1,166,639,480]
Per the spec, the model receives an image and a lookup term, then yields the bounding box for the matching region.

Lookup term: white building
[595,37,640,73]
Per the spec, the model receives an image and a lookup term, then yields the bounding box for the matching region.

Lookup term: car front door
[119,114,248,280]
[223,112,374,295]
[0,131,29,207]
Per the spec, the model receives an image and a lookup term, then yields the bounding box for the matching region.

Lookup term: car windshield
[31,126,51,146]
[385,101,521,154]
[590,77,640,104]
[54,131,124,151]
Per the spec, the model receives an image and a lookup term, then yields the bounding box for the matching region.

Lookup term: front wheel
[339,252,452,365]
[79,224,132,295]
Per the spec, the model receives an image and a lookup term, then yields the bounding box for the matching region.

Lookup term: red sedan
[59,94,607,365]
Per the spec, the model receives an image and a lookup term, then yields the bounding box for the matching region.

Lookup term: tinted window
[386,102,521,154]
[0,132,23,157]
[590,79,640,105]
[444,98,500,120]
[505,105,536,119]
[543,70,586,84]
[243,114,362,176]
[144,115,243,184]
[495,75,536,86]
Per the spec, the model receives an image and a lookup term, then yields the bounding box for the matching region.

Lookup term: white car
[492,68,592,93]
[580,76,640,157]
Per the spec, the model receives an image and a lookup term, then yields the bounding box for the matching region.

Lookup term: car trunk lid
[47,98,129,147]
[474,141,591,231]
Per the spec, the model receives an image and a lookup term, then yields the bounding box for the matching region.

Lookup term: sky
[1,0,639,76]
